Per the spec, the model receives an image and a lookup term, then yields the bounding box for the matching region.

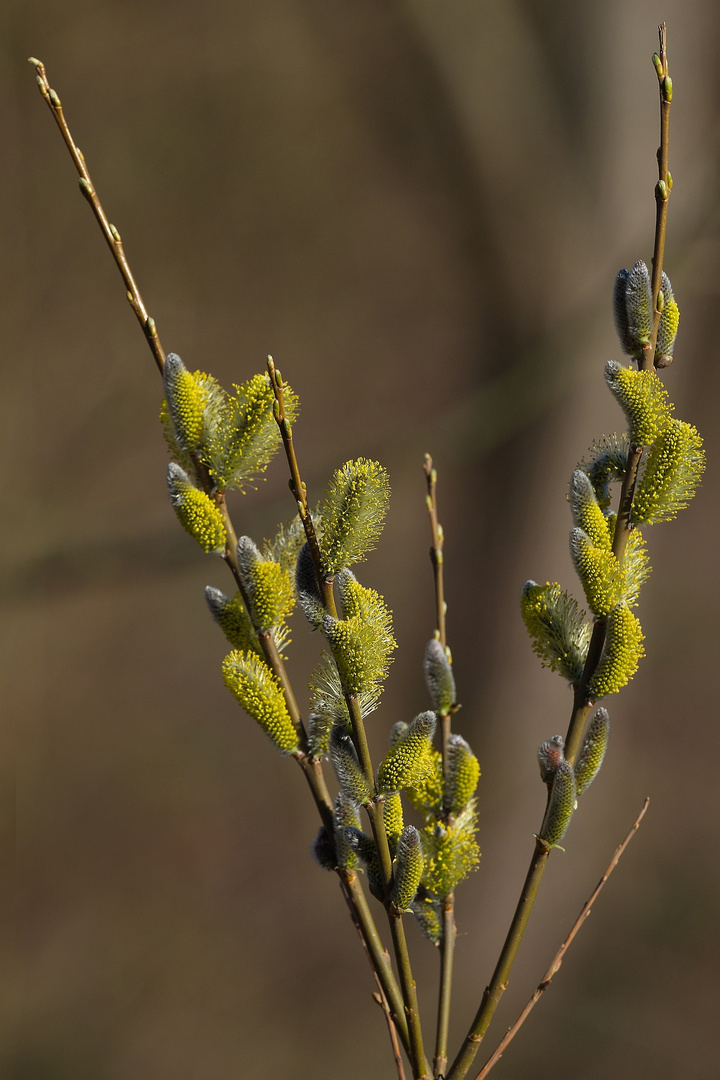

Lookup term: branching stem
[31,58,412,1075]
[447,31,672,1080]
[471,799,649,1080]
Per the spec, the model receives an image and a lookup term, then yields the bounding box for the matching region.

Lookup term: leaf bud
[330,727,372,806]
[538,735,565,787]
[613,261,652,358]
[333,790,361,870]
[390,826,424,912]
[424,638,456,715]
[312,826,337,872]
[344,827,383,899]
[538,760,576,847]
[662,75,673,101]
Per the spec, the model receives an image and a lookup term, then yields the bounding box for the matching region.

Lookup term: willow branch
[472,799,649,1080]
[267,357,337,617]
[30,60,414,1065]
[29,58,165,374]
[423,455,457,1078]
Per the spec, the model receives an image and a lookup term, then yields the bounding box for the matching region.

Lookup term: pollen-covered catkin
[377,711,436,794]
[390,826,424,911]
[320,459,390,575]
[222,650,298,753]
[632,419,705,525]
[167,463,227,554]
[587,605,644,699]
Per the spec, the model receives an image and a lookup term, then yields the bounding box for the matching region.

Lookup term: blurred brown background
[4,2,720,1077]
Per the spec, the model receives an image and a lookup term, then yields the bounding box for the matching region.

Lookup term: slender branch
[472,799,649,1080]
[267,357,337,617]
[341,871,411,1057]
[645,23,672,372]
[424,455,447,649]
[372,989,409,1080]
[423,455,456,1078]
[29,58,165,374]
[266,356,428,1075]
[446,841,550,1080]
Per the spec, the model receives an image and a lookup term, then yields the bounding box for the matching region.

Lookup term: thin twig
[29,58,165,374]
[472,798,649,1080]
[372,991,409,1080]
[341,872,411,1058]
[423,455,456,1079]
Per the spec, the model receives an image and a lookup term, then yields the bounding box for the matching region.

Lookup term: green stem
[341,870,411,1056]
[446,842,550,1080]
[434,893,456,1078]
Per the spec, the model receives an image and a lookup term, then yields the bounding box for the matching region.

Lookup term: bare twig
[472,799,649,1080]
[29,58,165,373]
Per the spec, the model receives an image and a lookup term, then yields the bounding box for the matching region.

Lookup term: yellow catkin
[222,650,298,753]
[588,605,645,699]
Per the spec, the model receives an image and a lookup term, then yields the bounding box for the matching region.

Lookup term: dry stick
[446,30,673,1080]
[29,56,410,1065]
[266,363,429,1079]
[423,455,456,1079]
[472,798,649,1080]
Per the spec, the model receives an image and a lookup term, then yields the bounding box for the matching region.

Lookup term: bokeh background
[4,2,720,1077]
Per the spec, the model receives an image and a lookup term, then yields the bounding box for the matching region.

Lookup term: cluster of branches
[30,24,704,1080]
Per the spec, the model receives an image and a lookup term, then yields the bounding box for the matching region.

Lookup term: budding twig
[472,799,649,1080]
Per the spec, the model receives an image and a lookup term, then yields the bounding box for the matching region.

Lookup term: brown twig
[472,799,649,1080]
[29,58,165,374]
